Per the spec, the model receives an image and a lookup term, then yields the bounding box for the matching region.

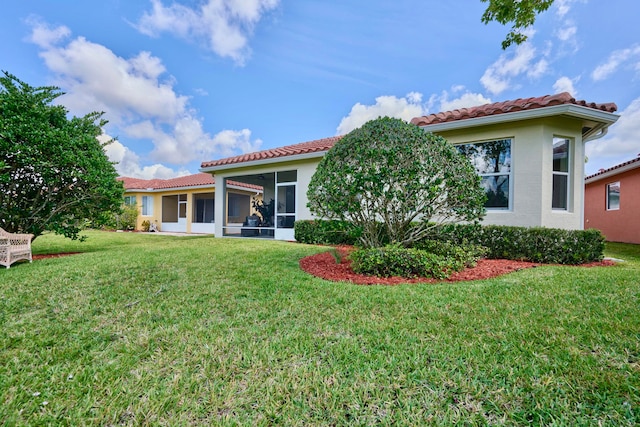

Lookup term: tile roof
[585,156,640,181]
[201,136,342,169]
[410,92,618,126]
[200,93,617,169]
[118,173,262,191]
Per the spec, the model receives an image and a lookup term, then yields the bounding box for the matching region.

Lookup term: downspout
[583,124,609,143]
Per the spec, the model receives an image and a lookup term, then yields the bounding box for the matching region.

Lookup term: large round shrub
[307,117,486,248]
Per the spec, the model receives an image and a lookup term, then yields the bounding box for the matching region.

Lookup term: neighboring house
[119,173,262,234]
[584,156,640,244]
[200,92,618,241]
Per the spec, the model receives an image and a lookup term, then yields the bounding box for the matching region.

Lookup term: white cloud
[26,16,71,48]
[555,24,577,42]
[336,93,427,135]
[100,134,189,179]
[592,44,640,81]
[28,21,262,170]
[555,0,573,18]
[552,76,578,96]
[335,89,493,135]
[586,97,640,171]
[480,43,548,95]
[135,0,280,65]
[437,90,492,112]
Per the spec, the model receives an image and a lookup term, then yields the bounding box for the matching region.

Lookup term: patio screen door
[275,171,296,240]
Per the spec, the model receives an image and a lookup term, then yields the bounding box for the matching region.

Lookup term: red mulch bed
[32,252,81,261]
[299,245,615,285]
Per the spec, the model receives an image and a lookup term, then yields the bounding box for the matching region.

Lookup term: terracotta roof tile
[585,156,640,181]
[410,92,618,126]
[200,93,617,169]
[118,173,262,191]
[201,136,342,169]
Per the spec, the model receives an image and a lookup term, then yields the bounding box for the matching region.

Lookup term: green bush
[350,245,458,279]
[141,220,150,232]
[294,220,362,245]
[307,117,486,248]
[426,224,605,264]
[105,203,138,231]
[414,239,488,269]
[297,220,604,265]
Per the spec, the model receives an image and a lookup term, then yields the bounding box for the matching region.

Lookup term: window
[162,195,178,222]
[193,193,214,223]
[607,182,620,210]
[124,195,136,206]
[141,195,154,216]
[227,193,250,223]
[552,138,570,210]
[457,139,512,209]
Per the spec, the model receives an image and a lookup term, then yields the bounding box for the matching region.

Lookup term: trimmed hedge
[425,224,605,265]
[414,239,488,269]
[295,220,605,265]
[349,245,454,279]
[294,220,361,245]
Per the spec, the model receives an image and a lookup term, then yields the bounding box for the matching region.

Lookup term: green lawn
[1,231,639,426]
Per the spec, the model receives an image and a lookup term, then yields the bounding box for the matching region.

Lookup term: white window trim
[456,138,513,211]
[552,137,571,211]
[141,195,154,216]
[606,181,620,211]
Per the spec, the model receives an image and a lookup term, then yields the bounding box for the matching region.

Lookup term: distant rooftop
[585,156,640,182]
[201,136,341,169]
[118,173,262,191]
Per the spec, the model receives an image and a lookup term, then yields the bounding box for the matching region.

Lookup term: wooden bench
[0,227,34,268]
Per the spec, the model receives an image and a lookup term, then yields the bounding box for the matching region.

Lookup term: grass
[1,231,639,425]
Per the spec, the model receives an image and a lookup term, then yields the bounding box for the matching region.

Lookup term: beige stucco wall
[434,116,586,230]
[124,187,256,233]
[209,115,591,240]
[121,191,160,231]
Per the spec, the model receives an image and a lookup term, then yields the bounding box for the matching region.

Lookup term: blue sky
[2,0,639,178]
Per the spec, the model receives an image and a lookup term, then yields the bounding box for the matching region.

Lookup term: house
[200,93,618,240]
[584,156,640,244]
[119,173,262,234]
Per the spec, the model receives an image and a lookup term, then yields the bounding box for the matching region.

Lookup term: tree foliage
[0,71,124,240]
[481,0,555,49]
[307,117,486,248]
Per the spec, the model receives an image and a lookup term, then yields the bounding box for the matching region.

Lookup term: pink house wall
[584,167,640,244]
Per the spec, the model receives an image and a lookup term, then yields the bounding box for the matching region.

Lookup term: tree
[307,117,486,248]
[0,71,124,240]
[481,0,555,49]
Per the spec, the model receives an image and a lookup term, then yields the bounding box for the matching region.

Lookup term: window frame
[124,195,136,206]
[193,192,215,223]
[552,137,571,211]
[456,138,513,211]
[141,195,154,216]
[606,181,620,211]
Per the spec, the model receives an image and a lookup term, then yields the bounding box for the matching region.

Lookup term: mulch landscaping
[32,252,81,260]
[299,245,615,285]
[29,247,613,285]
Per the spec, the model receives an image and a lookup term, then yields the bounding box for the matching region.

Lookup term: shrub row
[295,220,605,265]
[426,224,605,265]
[294,220,361,245]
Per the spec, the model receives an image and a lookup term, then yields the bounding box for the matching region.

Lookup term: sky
[1,0,639,178]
